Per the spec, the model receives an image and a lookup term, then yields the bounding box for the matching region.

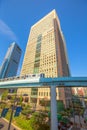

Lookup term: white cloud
[0,19,18,42]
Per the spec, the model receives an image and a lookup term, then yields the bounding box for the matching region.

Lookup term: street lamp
[8,89,17,130]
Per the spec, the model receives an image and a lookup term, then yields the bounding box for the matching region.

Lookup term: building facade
[18,10,71,106]
[0,42,22,78]
[72,87,87,97]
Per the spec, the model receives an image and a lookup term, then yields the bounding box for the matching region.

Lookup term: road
[0,118,21,130]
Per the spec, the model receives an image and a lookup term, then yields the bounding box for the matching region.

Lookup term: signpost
[1,108,9,117]
[14,106,22,117]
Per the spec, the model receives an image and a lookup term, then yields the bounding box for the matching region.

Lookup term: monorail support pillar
[50,85,58,130]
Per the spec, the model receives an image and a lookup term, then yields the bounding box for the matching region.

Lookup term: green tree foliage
[1,90,8,100]
[29,112,50,130]
[40,99,49,111]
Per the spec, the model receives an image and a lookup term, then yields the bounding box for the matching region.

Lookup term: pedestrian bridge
[0,76,87,130]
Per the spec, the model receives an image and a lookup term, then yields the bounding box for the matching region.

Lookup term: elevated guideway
[0,77,87,88]
[0,76,87,130]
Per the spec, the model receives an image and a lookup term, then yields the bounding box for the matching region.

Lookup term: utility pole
[8,89,17,130]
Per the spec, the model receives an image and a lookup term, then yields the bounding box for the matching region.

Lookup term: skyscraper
[18,10,71,106]
[0,42,22,78]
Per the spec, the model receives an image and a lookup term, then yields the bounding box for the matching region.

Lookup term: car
[0,122,4,129]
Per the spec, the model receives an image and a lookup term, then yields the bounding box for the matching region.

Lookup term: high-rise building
[18,10,71,106]
[0,42,22,78]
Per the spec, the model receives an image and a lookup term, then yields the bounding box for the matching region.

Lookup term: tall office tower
[0,42,22,78]
[18,10,71,106]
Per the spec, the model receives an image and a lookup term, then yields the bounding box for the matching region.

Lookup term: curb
[2,118,22,130]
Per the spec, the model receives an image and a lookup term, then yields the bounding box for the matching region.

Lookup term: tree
[1,90,8,101]
[40,98,49,111]
[29,112,50,130]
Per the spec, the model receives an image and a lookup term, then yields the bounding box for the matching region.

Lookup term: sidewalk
[70,116,87,130]
[2,118,21,130]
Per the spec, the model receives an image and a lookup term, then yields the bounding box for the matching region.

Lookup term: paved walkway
[84,109,87,120]
[0,118,21,130]
[70,116,87,130]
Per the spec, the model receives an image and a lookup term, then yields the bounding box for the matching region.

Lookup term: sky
[0,0,87,76]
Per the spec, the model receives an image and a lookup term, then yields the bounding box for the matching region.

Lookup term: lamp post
[8,89,17,130]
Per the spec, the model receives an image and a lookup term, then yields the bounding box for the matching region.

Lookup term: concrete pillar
[37,98,40,106]
[50,85,58,130]
[36,98,40,110]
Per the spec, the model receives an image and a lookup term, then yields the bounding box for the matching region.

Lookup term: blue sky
[0,0,87,76]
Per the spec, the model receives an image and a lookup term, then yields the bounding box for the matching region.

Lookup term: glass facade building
[0,42,22,79]
[18,10,71,107]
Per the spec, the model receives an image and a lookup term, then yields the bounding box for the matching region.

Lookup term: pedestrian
[58,125,61,130]
[58,122,61,130]
[68,121,73,130]
[84,119,87,125]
